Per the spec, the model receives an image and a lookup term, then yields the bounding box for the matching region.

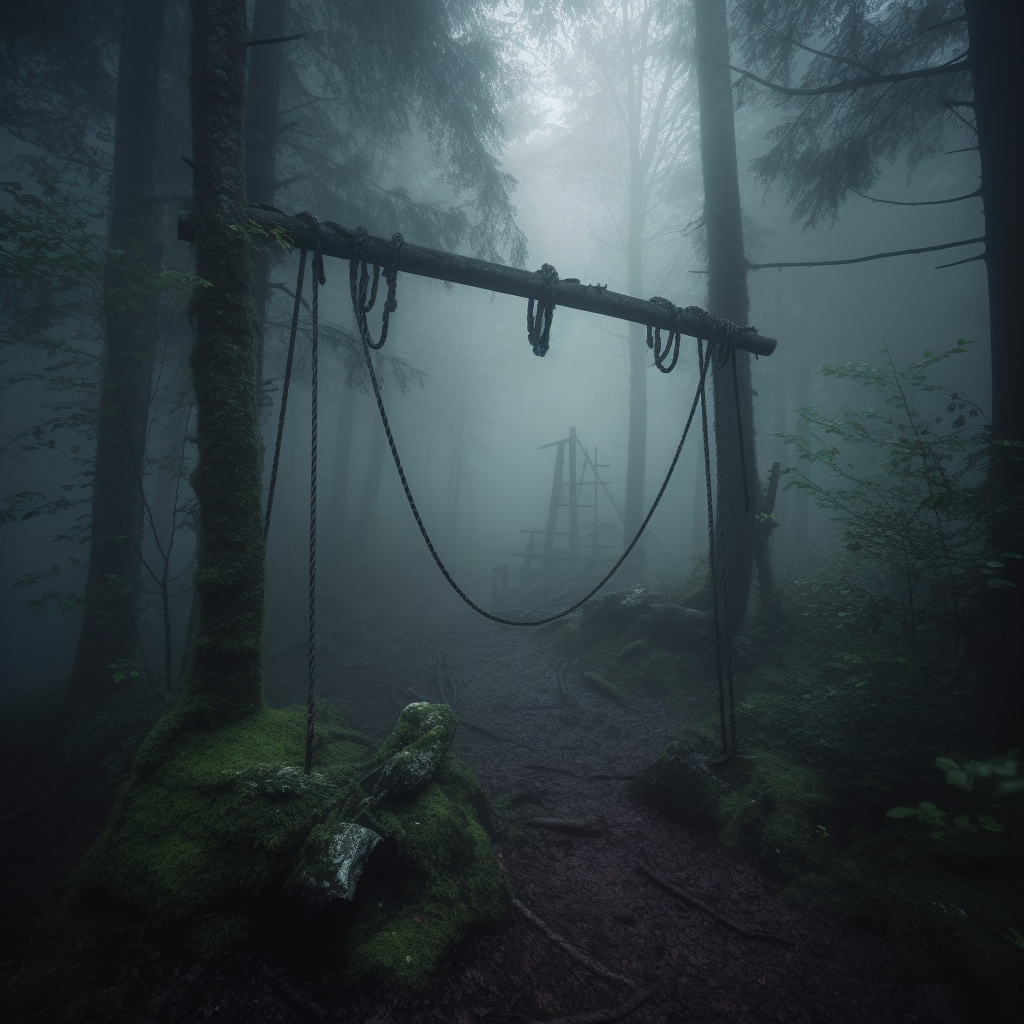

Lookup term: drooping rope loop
[264,247,307,540]
[361,294,714,627]
[646,296,682,373]
[349,225,403,351]
[527,263,558,356]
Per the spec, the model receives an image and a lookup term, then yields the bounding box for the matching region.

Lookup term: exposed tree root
[512,897,636,989]
[636,861,794,946]
[523,978,674,1024]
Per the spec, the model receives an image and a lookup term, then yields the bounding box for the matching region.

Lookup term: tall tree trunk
[244,0,288,386]
[622,169,649,585]
[67,0,165,703]
[445,384,466,547]
[182,0,264,727]
[790,357,810,567]
[621,7,649,587]
[693,0,760,632]
[962,0,1024,745]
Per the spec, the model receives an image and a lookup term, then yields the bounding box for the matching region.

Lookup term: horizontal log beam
[177,208,777,357]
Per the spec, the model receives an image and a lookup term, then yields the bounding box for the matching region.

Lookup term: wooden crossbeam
[177,207,777,357]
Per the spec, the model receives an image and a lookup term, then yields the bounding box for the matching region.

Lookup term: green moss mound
[633,735,1024,1022]
[345,757,511,989]
[9,701,511,1020]
[75,704,368,939]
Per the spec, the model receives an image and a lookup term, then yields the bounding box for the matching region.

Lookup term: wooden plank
[177,208,777,357]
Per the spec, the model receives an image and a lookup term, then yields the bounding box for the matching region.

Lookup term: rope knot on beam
[527,263,558,356]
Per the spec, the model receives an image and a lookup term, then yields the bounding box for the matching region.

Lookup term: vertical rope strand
[730,346,751,513]
[305,247,323,775]
[713,350,739,756]
[264,248,307,540]
[699,339,728,757]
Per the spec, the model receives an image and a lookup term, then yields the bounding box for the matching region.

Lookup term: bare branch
[850,188,980,207]
[934,253,986,270]
[241,33,307,48]
[687,236,985,272]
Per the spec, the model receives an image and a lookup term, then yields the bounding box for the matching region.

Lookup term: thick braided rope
[527,264,558,356]
[646,296,682,373]
[698,338,729,757]
[349,226,403,351]
[712,357,739,756]
[730,345,751,513]
[264,248,307,540]
[304,245,324,775]
[355,275,714,626]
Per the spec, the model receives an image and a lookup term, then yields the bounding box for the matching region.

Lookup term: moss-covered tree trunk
[67,0,165,703]
[184,0,264,727]
[244,0,288,388]
[693,0,762,632]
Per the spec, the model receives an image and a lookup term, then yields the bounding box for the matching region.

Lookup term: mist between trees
[0,0,1017,742]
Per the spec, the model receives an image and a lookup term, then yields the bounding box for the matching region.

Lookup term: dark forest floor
[2,581,974,1023]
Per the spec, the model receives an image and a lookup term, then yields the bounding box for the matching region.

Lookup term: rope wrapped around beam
[177,207,777,358]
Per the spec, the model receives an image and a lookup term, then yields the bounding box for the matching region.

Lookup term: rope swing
[264,226,754,770]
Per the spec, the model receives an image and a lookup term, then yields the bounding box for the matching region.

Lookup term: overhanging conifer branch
[734,53,969,97]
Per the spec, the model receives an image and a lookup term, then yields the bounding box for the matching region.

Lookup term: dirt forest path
[0,586,972,1023]
[251,591,970,1024]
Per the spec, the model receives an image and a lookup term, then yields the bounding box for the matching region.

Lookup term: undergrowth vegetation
[571,344,1024,1020]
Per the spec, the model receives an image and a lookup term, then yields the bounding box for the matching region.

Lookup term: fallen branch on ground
[523,978,673,1024]
[512,897,635,989]
[636,862,794,947]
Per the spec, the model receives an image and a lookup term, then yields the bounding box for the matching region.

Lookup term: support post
[568,427,578,558]
[543,443,565,580]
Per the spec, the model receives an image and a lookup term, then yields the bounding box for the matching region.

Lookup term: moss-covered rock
[344,755,511,989]
[13,700,509,1019]
[632,735,728,824]
[72,702,373,953]
[716,753,834,880]
[635,741,835,879]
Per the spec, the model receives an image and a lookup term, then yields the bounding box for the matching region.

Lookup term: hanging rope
[264,248,307,540]
[304,240,325,776]
[646,297,682,373]
[349,225,403,351]
[527,263,559,356]
[697,338,729,757]
[690,306,757,760]
[351,265,722,627]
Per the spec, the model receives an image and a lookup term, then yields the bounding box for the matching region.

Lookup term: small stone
[285,823,381,906]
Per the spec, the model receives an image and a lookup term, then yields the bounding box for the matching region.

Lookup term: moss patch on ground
[8,701,511,1020]
[564,587,712,708]
[633,733,1024,1021]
